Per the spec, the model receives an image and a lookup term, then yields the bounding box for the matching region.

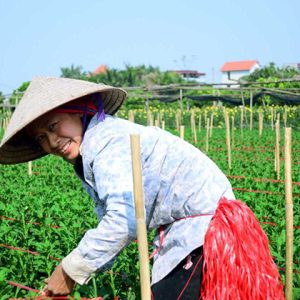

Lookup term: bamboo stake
[128,110,135,123]
[180,125,185,140]
[284,128,293,300]
[259,111,263,136]
[250,90,253,130]
[209,113,214,138]
[162,120,165,130]
[205,118,209,153]
[240,106,244,138]
[231,116,235,148]
[271,107,274,130]
[130,135,151,300]
[28,161,32,176]
[275,120,280,179]
[284,107,287,127]
[191,111,197,143]
[224,111,232,169]
[198,114,202,131]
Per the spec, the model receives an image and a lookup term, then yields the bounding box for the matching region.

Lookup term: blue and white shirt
[62,115,235,285]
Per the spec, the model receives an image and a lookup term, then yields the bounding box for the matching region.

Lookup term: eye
[35,135,45,144]
[48,122,57,132]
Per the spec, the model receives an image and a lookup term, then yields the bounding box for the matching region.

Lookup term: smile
[60,141,71,154]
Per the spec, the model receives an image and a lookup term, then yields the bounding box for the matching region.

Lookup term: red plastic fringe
[201,197,285,300]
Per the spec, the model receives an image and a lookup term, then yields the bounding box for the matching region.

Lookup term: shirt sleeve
[62,134,138,284]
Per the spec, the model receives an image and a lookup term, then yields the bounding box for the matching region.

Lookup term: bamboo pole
[284,107,287,127]
[284,128,293,300]
[130,135,151,300]
[28,161,32,176]
[128,110,135,123]
[250,90,253,130]
[205,118,209,153]
[271,107,274,131]
[259,111,263,136]
[198,114,202,131]
[224,111,232,169]
[231,116,235,148]
[162,120,165,130]
[209,113,214,138]
[240,106,244,138]
[180,125,185,140]
[179,89,183,111]
[275,120,280,179]
[191,111,197,143]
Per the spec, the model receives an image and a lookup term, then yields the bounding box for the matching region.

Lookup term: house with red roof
[220,60,260,85]
[92,64,107,75]
[170,70,206,82]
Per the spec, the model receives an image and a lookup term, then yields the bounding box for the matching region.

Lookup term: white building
[220,60,260,85]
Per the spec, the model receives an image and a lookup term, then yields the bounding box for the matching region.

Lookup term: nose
[47,132,60,149]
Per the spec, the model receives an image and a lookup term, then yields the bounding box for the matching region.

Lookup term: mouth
[59,141,71,154]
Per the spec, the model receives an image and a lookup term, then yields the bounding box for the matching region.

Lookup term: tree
[242,62,300,82]
[60,65,86,79]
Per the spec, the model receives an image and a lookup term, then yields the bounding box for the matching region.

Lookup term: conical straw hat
[0,76,127,164]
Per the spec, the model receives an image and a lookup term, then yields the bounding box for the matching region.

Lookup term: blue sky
[0,0,299,94]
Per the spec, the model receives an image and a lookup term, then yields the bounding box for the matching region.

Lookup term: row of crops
[0,105,299,299]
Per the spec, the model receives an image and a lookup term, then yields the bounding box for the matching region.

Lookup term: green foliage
[60,64,87,79]
[242,62,300,83]
[0,106,299,298]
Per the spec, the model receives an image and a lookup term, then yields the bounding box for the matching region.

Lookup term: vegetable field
[0,105,299,299]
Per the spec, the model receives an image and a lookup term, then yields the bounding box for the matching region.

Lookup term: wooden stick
[28,161,32,176]
[162,120,165,130]
[198,114,202,131]
[271,107,274,131]
[224,111,232,169]
[130,135,151,300]
[205,118,209,153]
[231,116,235,148]
[240,106,244,138]
[284,128,293,300]
[259,111,263,136]
[209,113,214,138]
[250,90,253,130]
[275,120,280,179]
[180,125,185,140]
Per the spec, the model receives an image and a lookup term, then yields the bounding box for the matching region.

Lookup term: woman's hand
[39,264,76,296]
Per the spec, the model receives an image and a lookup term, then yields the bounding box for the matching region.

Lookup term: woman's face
[27,112,83,163]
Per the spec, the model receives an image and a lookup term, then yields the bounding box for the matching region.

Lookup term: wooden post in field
[209,113,214,138]
[198,113,202,131]
[284,107,287,127]
[28,161,32,176]
[271,107,274,130]
[275,119,280,179]
[191,110,197,143]
[128,110,135,123]
[205,118,209,153]
[259,111,263,136]
[179,89,183,111]
[231,116,235,148]
[147,111,153,126]
[180,125,185,140]
[284,128,293,300]
[130,135,151,300]
[224,110,232,169]
[240,106,244,138]
[250,90,253,130]
[175,110,181,131]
